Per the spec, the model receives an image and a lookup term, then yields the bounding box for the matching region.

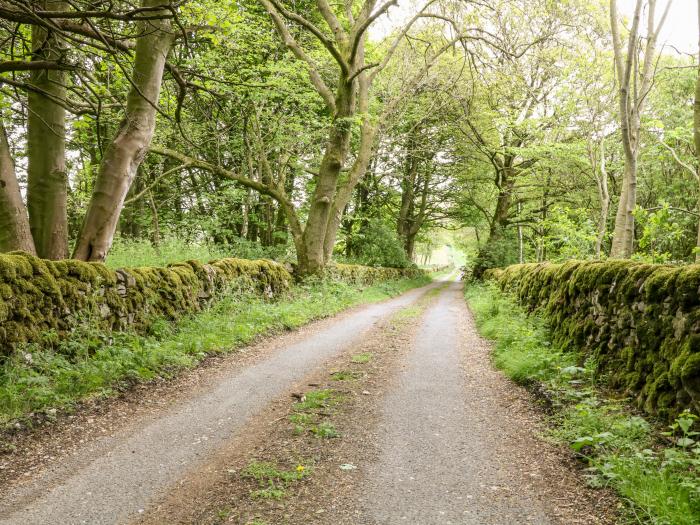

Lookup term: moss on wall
[0,255,427,356]
[485,261,700,419]
[325,263,428,285]
[0,252,292,355]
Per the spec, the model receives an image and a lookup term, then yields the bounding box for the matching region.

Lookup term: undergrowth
[104,236,288,269]
[0,274,430,426]
[466,281,700,525]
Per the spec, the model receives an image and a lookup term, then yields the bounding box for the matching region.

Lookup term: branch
[316,0,347,43]
[368,0,439,83]
[149,145,289,205]
[259,0,337,112]
[264,0,348,75]
[350,0,398,65]
[0,60,75,72]
[644,205,700,218]
[656,136,698,180]
[124,163,191,205]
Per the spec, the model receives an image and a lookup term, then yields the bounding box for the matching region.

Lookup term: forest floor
[0,278,619,525]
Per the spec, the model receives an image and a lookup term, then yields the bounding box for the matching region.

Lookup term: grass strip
[0,275,431,426]
[465,281,700,525]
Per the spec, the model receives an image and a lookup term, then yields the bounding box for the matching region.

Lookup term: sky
[619,0,698,55]
[371,0,699,56]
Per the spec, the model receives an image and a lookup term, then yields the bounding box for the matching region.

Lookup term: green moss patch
[485,260,700,420]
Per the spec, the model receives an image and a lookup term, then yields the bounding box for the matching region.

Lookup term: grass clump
[0,274,430,426]
[330,370,362,381]
[289,388,342,438]
[351,352,373,364]
[241,461,309,500]
[466,281,700,525]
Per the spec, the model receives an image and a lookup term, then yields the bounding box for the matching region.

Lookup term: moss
[488,259,700,420]
[680,352,700,405]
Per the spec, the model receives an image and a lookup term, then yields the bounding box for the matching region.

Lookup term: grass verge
[465,281,700,525]
[0,274,431,427]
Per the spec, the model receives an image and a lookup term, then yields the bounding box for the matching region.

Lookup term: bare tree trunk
[72,0,174,261]
[695,0,700,262]
[26,0,68,259]
[594,141,610,258]
[0,121,36,254]
[609,0,669,258]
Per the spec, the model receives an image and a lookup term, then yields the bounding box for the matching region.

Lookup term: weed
[330,370,361,381]
[351,352,373,364]
[311,421,340,438]
[241,461,309,501]
[215,506,232,521]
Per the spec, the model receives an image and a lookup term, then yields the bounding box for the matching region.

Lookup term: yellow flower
[296,465,305,472]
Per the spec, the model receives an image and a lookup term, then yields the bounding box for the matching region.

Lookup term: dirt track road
[0,278,615,524]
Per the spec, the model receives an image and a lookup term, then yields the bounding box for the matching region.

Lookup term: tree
[609,0,670,258]
[26,0,69,259]
[72,0,176,261]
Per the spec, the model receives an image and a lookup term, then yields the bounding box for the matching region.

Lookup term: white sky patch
[370,1,699,56]
[619,0,697,55]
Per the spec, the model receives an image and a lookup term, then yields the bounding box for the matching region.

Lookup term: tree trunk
[72,0,173,261]
[320,120,377,266]
[26,0,68,259]
[0,121,36,254]
[473,168,514,277]
[405,233,417,262]
[594,141,610,258]
[695,0,700,262]
[301,79,354,275]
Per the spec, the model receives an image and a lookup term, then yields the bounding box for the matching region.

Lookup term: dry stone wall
[485,260,700,419]
[0,253,428,355]
[0,252,291,355]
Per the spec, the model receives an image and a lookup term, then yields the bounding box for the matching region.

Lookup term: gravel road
[359,281,607,524]
[0,282,437,525]
[1,277,614,525]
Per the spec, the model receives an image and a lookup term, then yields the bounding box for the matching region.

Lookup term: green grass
[330,370,362,381]
[0,275,431,426]
[466,282,700,525]
[289,388,343,438]
[241,461,309,500]
[104,236,287,269]
[351,352,373,364]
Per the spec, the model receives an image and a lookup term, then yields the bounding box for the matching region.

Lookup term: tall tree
[72,0,175,261]
[26,0,69,259]
[609,0,670,257]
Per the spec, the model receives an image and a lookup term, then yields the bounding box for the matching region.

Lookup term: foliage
[466,282,700,524]
[633,204,688,264]
[541,207,599,262]
[343,219,411,268]
[105,237,288,269]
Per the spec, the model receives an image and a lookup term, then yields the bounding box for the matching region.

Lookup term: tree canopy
[1,0,698,274]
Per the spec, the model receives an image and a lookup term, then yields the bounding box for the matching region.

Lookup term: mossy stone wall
[0,254,428,355]
[485,261,700,419]
[326,263,428,285]
[0,252,292,355]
